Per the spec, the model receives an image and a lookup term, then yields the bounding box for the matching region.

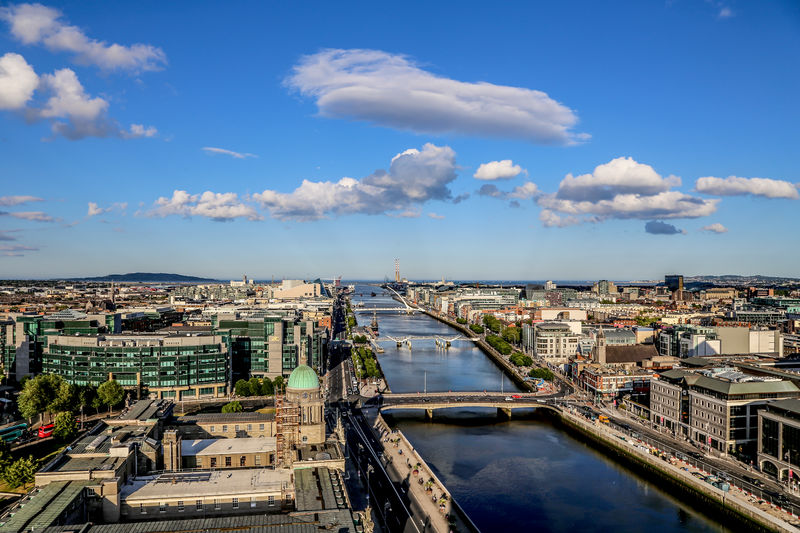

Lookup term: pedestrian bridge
[377,391,560,418]
[375,335,477,348]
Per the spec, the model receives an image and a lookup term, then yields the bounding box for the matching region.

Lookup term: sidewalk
[364,407,472,533]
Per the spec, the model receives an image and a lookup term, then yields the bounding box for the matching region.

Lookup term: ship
[369,312,379,335]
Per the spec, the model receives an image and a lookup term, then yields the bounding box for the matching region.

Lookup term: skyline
[1,1,799,279]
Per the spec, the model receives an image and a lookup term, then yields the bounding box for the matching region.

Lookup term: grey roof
[177,412,275,424]
[692,375,800,396]
[40,510,358,533]
[604,344,657,363]
[767,398,800,416]
[0,481,89,533]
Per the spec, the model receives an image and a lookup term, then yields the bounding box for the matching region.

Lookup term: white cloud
[474,160,526,181]
[0,3,166,72]
[508,182,539,200]
[202,147,257,159]
[253,143,458,221]
[0,195,43,206]
[539,209,580,228]
[718,7,733,18]
[536,157,718,227]
[126,124,157,138]
[0,244,38,256]
[4,211,55,222]
[286,48,587,145]
[695,176,799,199]
[148,190,261,221]
[556,156,681,201]
[0,56,158,140]
[87,202,109,217]
[0,52,38,110]
[427,212,445,220]
[701,223,728,234]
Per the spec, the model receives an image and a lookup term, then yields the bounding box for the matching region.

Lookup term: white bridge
[375,335,476,349]
[352,286,421,314]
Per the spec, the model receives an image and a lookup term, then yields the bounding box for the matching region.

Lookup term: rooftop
[181,437,276,456]
[288,364,319,390]
[176,412,275,424]
[0,481,89,533]
[121,468,293,501]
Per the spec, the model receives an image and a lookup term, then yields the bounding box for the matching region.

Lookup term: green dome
[287,364,319,390]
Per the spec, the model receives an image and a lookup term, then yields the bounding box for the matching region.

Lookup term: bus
[0,422,28,443]
[38,423,54,438]
[598,415,610,424]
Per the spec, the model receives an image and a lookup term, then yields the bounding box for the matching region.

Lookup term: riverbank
[551,406,798,533]
[365,408,480,533]
[420,309,536,392]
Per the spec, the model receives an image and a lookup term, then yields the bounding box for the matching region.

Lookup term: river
[351,284,726,532]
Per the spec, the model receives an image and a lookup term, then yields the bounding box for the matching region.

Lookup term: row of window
[146,495,276,513]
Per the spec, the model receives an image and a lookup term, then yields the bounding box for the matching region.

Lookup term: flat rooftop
[120,468,292,501]
[181,437,276,456]
[177,412,275,424]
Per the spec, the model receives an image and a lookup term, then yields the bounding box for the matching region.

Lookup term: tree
[3,456,37,488]
[273,376,285,392]
[18,374,65,422]
[469,324,484,335]
[97,380,124,415]
[221,401,243,413]
[529,367,555,381]
[260,378,274,396]
[50,382,78,414]
[248,377,262,396]
[53,411,78,441]
[502,327,521,345]
[78,385,98,419]
[234,379,251,397]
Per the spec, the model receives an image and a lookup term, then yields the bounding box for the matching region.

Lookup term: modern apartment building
[523,322,579,362]
[42,333,230,400]
[757,399,800,480]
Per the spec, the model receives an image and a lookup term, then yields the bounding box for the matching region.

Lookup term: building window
[225,456,232,467]
[235,425,240,432]
[196,500,203,511]
[250,497,256,508]
[177,501,184,512]
[222,425,228,432]
[259,424,265,430]
[232,498,239,509]
[247,424,252,431]
[214,499,220,510]
[255,455,261,466]
[159,502,166,513]
[210,457,217,468]
[210,426,215,432]
[140,503,146,514]
[240,456,246,466]
[268,495,275,506]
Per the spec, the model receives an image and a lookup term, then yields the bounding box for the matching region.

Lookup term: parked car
[743,475,765,488]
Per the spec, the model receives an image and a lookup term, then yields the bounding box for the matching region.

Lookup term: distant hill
[72,272,219,283]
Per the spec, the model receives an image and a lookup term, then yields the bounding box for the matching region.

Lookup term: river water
[351,285,725,533]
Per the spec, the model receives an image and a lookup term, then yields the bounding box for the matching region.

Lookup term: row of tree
[509,352,533,367]
[18,374,124,423]
[528,367,555,381]
[233,376,285,397]
[352,346,381,379]
[485,334,512,355]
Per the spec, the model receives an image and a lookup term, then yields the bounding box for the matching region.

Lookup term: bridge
[353,306,418,313]
[377,391,561,419]
[375,335,477,348]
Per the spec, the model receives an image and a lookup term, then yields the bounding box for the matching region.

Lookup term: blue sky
[1,1,799,280]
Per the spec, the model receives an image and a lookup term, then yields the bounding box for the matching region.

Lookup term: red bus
[38,423,54,438]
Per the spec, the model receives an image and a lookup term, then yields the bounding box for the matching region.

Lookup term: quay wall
[373,412,480,533]
[553,409,794,533]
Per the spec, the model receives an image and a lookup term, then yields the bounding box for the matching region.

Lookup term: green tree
[234,379,251,397]
[469,324,484,334]
[528,367,555,381]
[78,385,98,419]
[248,377,262,396]
[221,401,243,413]
[483,315,502,333]
[53,411,78,441]
[501,327,521,345]
[18,374,65,422]
[456,318,467,325]
[273,376,285,391]
[97,380,124,415]
[3,456,37,488]
[486,334,512,355]
[50,382,78,414]
[260,378,274,396]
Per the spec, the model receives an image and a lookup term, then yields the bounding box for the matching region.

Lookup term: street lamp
[366,464,375,506]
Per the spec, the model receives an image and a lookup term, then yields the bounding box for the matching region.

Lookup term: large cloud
[0,52,38,110]
[286,49,587,145]
[253,143,458,221]
[537,157,718,226]
[148,191,261,221]
[0,3,166,72]
[0,54,157,140]
[474,160,526,180]
[556,157,681,201]
[695,176,799,199]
